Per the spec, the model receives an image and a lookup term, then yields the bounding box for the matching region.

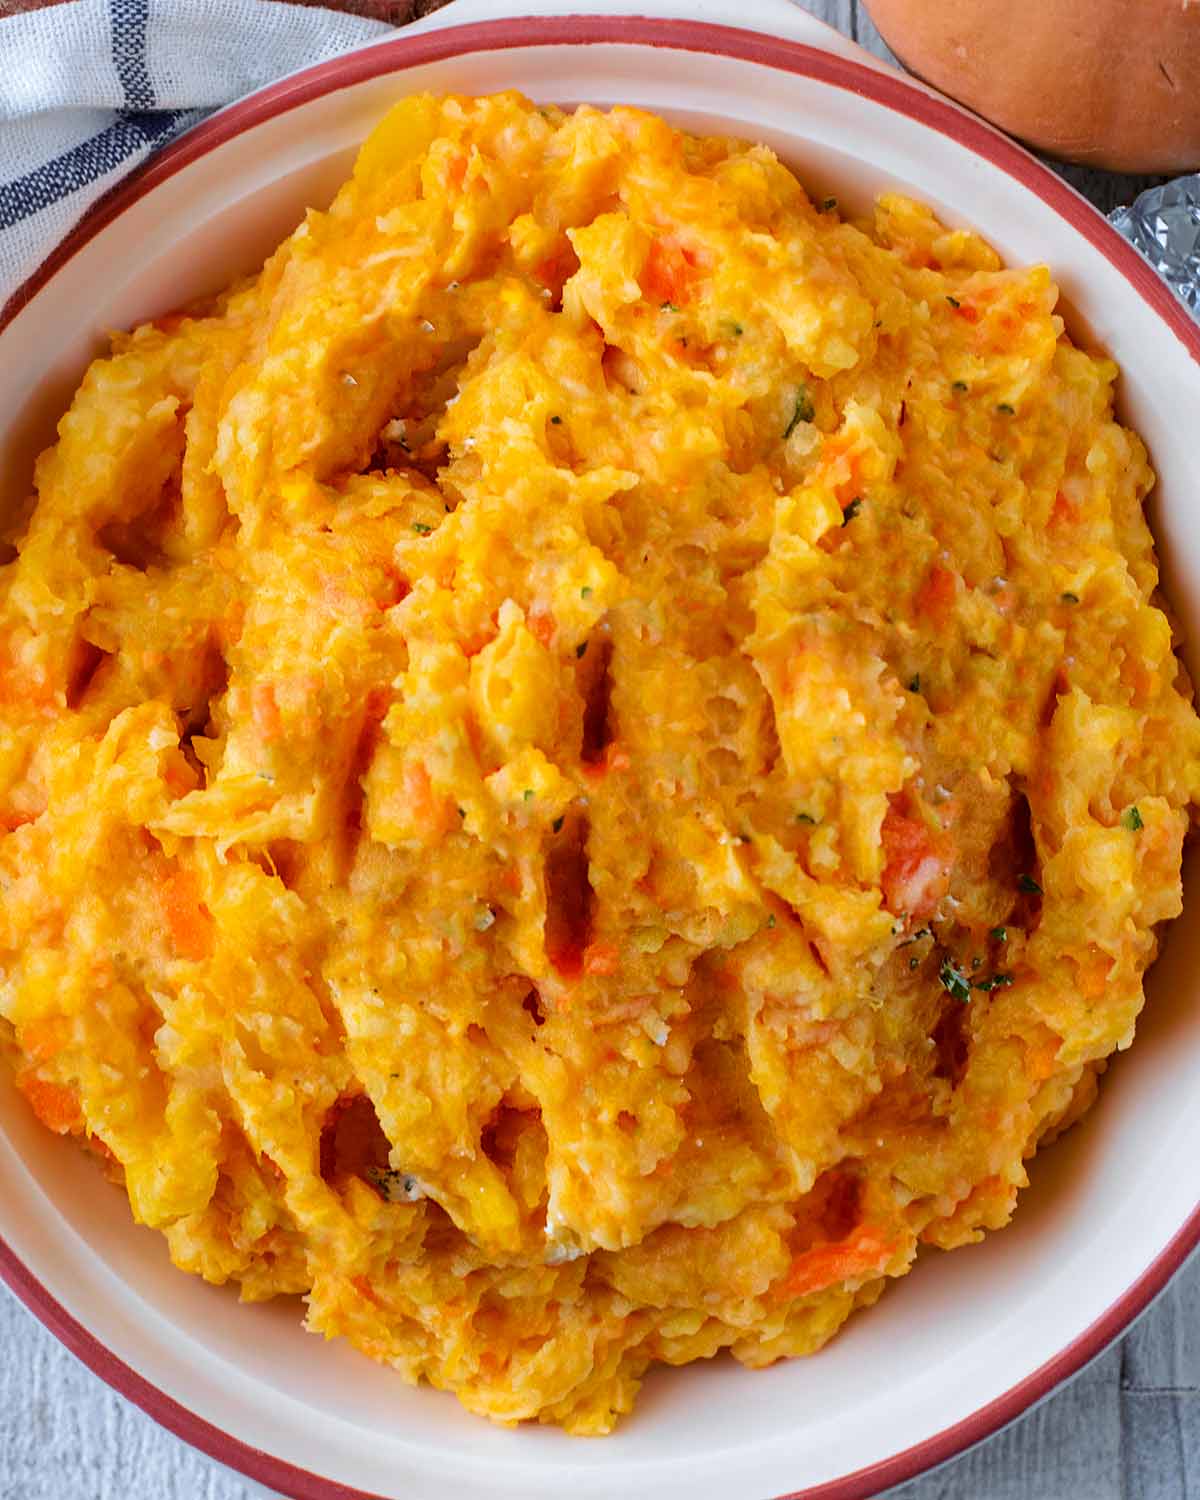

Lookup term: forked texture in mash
[1,93,1198,1433]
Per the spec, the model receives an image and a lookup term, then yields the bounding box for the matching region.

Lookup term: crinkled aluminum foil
[1110,174,1200,319]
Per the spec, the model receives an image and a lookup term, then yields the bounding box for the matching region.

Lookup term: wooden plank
[797,0,855,34]
[0,1287,253,1498]
[1123,1251,1200,1392]
[1122,1391,1200,1499]
[849,1,897,63]
[885,1344,1125,1500]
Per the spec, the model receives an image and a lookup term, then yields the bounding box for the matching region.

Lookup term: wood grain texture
[0,2,1194,1498]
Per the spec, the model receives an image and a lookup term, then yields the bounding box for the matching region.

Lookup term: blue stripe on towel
[110,0,156,110]
[0,111,182,233]
[0,3,183,234]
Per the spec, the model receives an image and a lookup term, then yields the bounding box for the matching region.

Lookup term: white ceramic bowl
[2,4,1199,1497]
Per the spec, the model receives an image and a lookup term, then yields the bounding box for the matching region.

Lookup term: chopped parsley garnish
[842,497,862,525]
[552,816,564,833]
[580,586,592,599]
[938,959,973,1003]
[973,972,1014,993]
[784,385,816,438]
[1122,806,1144,831]
[952,380,969,393]
[940,954,1014,999]
[576,642,588,658]
[907,674,921,693]
[997,402,1015,415]
[767,913,776,929]
[523,789,534,801]
[1018,873,1043,895]
[411,521,433,535]
[457,805,466,818]
[1062,592,1080,604]
[822,196,838,211]
[795,812,817,825]
[661,301,680,312]
[946,295,961,309]
[725,320,744,337]
[990,926,1007,943]
[550,415,562,425]
[909,956,920,970]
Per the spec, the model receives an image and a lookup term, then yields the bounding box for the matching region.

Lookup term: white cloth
[0,0,394,300]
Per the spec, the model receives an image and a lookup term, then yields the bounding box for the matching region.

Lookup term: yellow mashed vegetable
[2,92,1199,1433]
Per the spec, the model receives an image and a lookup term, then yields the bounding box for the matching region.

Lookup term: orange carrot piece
[161,867,214,961]
[642,234,706,307]
[403,760,455,839]
[915,563,957,626]
[18,1074,83,1135]
[19,1016,70,1065]
[252,681,283,743]
[780,1225,895,1299]
[528,608,556,648]
[880,799,952,920]
[582,942,620,977]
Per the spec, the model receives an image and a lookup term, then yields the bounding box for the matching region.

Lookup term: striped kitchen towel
[0,0,403,302]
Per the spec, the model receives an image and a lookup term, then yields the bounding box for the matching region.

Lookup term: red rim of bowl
[2,16,1199,1500]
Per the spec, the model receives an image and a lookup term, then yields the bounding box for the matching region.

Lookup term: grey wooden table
[1,2,1194,1497]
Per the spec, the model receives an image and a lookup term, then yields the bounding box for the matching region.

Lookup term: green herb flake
[938,959,973,1003]
[997,402,1015,415]
[411,521,433,535]
[457,806,466,819]
[946,295,961,309]
[841,497,863,526]
[580,586,593,599]
[795,812,817,825]
[990,926,1007,943]
[576,642,588,658]
[907,673,921,693]
[766,913,776,929]
[952,380,969,393]
[523,789,534,802]
[821,196,838,211]
[784,385,816,438]
[1122,806,1144,831]
[550,415,562,425]
[909,956,921,971]
[551,816,564,833]
[1062,591,1080,604]
[725,320,744,337]
[1018,873,1043,895]
[973,972,1014,993]
[661,301,680,312]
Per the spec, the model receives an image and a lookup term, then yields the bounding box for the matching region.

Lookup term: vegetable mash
[1,93,1197,1433]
